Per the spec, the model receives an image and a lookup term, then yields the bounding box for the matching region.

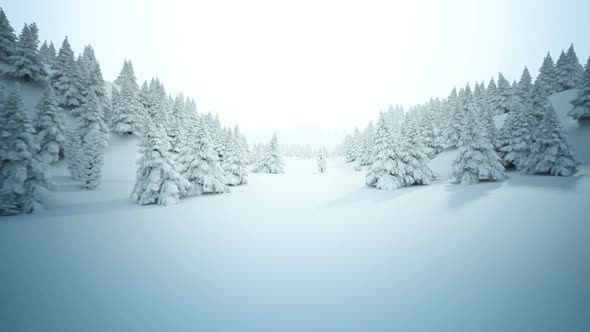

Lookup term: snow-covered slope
[1,84,589,331]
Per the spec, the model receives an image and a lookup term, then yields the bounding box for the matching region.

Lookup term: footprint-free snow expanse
[1,91,590,331]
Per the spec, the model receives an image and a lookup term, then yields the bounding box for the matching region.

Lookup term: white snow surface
[1,85,590,331]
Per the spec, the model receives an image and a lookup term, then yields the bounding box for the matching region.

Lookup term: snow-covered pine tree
[51,37,83,107]
[221,128,248,186]
[6,23,46,82]
[38,40,56,67]
[64,126,81,180]
[451,99,506,185]
[498,99,535,169]
[417,104,442,158]
[441,86,462,147]
[486,77,500,115]
[317,147,327,173]
[556,45,584,91]
[253,132,285,174]
[131,118,189,206]
[0,8,16,64]
[359,121,375,166]
[366,113,408,190]
[400,110,437,185]
[0,89,48,215]
[514,67,534,108]
[496,73,514,114]
[343,134,354,162]
[569,56,590,122]
[522,100,578,176]
[110,60,144,135]
[35,84,66,164]
[181,117,228,195]
[456,84,473,147]
[78,45,108,104]
[535,52,558,98]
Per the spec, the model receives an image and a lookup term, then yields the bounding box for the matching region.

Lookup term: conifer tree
[0,89,48,215]
[523,101,578,176]
[441,87,462,147]
[76,90,108,189]
[39,40,57,66]
[110,62,144,135]
[6,23,46,82]
[64,126,81,180]
[366,114,407,190]
[51,37,83,107]
[514,67,534,107]
[359,121,375,166]
[35,85,66,164]
[221,129,248,186]
[569,57,590,122]
[0,8,16,64]
[496,73,514,114]
[535,52,558,98]
[181,118,228,195]
[131,119,189,206]
[556,45,584,90]
[253,132,284,174]
[317,147,327,173]
[499,101,535,169]
[486,77,501,115]
[451,101,506,185]
[401,112,437,184]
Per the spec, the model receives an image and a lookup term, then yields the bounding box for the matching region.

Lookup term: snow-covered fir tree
[180,117,228,195]
[498,100,535,169]
[556,44,584,91]
[522,100,578,176]
[514,67,534,108]
[64,126,81,180]
[535,52,558,98]
[38,40,57,66]
[569,56,590,122]
[51,37,83,107]
[365,114,410,190]
[34,84,66,164]
[441,86,462,147]
[75,90,108,189]
[221,127,248,186]
[359,121,375,166]
[110,60,144,135]
[451,100,506,185]
[317,147,327,173]
[253,132,285,174]
[0,89,48,215]
[401,111,437,184]
[131,119,189,206]
[496,73,514,114]
[486,77,501,115]
[418,104,443,157]
[5,23,46,82]
[0,8,16,64]
[78,46,108,105]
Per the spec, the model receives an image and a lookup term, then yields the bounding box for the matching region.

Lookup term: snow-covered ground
[1,88,590,331]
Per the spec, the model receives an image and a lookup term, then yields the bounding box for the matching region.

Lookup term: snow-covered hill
[1,80,589,331]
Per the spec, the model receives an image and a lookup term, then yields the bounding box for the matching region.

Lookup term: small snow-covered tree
[76,90,108,189]
[35,84,66,164]
[6,23,46,82]
[317,147,327,173]
[0,89,48,215]
[64,126,81,180]
[569,56,590,122]
[359,121,375,166]
[253,132,284,174]
[451,101,506,185]
[441,87,462,147]
[131,119,189,206]
[51,37,83,107]
[535,52,558,98]
[181,118,228,195]
[522,101,578,176]
[0,8,16,64]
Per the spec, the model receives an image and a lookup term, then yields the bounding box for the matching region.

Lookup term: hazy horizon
[3,0,590,132]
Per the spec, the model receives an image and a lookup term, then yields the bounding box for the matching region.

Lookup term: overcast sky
[3,0,590,132]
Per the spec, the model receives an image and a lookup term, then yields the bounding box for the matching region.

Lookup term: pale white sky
[4,0,590,132]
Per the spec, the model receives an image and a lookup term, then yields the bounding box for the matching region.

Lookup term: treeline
[342,44,588,189]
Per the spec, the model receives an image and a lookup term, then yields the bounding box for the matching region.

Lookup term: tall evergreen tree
[451,101,506,185]
[221,128,248,186]
[51,37,83,107]
[523,101,578,176]
[64,126,81,180]
[556,45,584,90]
[35,85,66,164]
[359,121,375,166]
[253,132,285,174]
[486,77,500,115]
[569,56,590,122]
[0,8,16,64]
[496,73,514,114]
[0,90,48,215]
[441,86,461,147]
[366,114,407,190]
[38,40,57,66]
[499,101,535,169]
[535,52,558,98]
[131,119,189,206]
[110,61,144,135]
[76,90,108,189]
[6,23,46,82]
